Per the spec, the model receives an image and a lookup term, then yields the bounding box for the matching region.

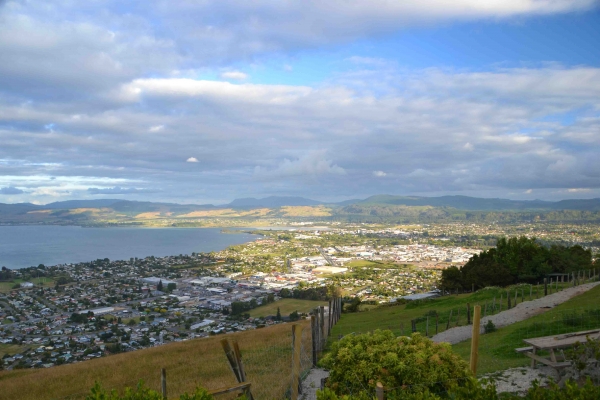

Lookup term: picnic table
[516,329,600,370]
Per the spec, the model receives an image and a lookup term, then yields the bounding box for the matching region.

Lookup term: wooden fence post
[499,293,502,312]
[161,368,167,400]
[507,291,511,309]
[446,309,452,330]
[328,299,332,331]
[514,290,518,306]
[544,278,548,296]
[521,288,524,303]
[320,306,326,349]
[435,313,439,335]
[220,339,254,400]
[492,297,496,313]
[221,339,242,382]
[467,303,471,325]
[470,305,482,375]
[311,315,317,367]
[529,285,532,301]
[291,324,303,400]
[376,382,385,400]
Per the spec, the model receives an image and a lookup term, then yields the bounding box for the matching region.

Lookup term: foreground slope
[0,320,311,400]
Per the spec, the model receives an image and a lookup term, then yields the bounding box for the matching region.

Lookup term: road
[318,247,336,266]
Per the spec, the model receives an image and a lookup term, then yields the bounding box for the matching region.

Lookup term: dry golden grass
[134,212,162,219]
[68,208,107,215]
[178,209,239,218]
[0,320,312,400]
[280,206,331,217]
[237,208,272,217]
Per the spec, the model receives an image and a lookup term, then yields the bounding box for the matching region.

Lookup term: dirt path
[431,281,600,344]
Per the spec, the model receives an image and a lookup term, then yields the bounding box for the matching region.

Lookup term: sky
[1,0,599,205]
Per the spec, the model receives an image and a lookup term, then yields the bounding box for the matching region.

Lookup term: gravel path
[432,281,600,344]
[483,365,560,394]
[300,368,329,400]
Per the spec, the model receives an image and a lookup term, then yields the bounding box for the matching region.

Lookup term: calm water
[0,226,258,269]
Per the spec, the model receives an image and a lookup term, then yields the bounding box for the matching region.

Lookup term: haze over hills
[2,195,600,216]
[226,196,321,208]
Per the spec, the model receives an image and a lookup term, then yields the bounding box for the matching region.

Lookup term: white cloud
[254,151,346,178]
[220,71,248,80]
[525,189,533,194]
[149,125,165,132]
[567,188,591,193]
[2,60,600,202]
[373,171,387,177]
[122,79,312,104]
[186,157,199,163]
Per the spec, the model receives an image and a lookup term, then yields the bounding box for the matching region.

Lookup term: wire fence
[7,273,598,400]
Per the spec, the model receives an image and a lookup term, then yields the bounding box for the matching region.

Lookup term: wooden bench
[519,330,600,371]
[515,346,533,353]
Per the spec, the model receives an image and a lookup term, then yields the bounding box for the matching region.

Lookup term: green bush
[483,320,497,334]
[319,330,471,396]
[85,381,216,400]
[316,378,600,400]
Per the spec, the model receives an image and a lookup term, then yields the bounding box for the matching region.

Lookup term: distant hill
[108,201,216,214]
[0,202,40,215]
[43,199,124,209]
[227,196,322,208]
[357,195,600,211]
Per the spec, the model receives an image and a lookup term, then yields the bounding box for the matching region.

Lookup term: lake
[0,226,258,269]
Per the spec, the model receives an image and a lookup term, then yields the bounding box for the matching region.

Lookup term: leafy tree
[157,280,164,292]
[275,307,281,321]
[344,297,361,313]
[166,282,176,292]
[289,310,300,321]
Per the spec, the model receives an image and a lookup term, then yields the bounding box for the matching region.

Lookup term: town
[1,222,598,372]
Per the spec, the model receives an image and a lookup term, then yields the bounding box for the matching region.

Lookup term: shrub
[483,320,497,334]
[85,381,216,400]
[319,330,471,396]
[316,378,600,400]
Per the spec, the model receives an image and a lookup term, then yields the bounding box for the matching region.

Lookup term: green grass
[452,284,600,375]
[249,298,326,318]
[0,281,20,293]
[0,278,56,293]
[329,282,584,340]
[0,343,31,358]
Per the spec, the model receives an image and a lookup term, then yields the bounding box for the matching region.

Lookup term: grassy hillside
[248,298,326,318]
[329,285,547,338]
[0,320,312,400]
[452,284,600,375]
[330,282,600,377]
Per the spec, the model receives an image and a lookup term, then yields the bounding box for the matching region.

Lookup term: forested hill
[1,195,600,225]
[357,195,600,211]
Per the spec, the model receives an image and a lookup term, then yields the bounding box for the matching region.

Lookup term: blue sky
[0,0,599,204]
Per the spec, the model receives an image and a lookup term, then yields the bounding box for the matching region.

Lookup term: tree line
[440,236,596,291]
